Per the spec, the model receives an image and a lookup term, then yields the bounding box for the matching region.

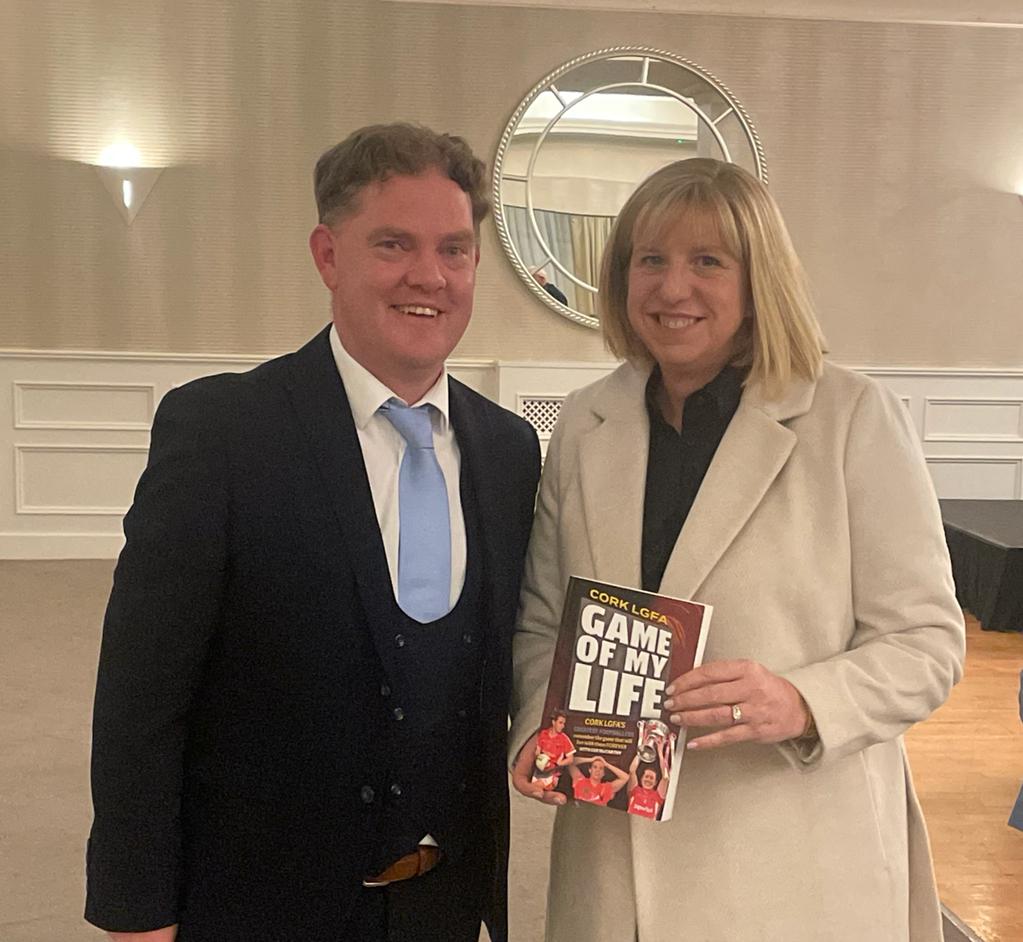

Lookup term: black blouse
[641,366,744,593]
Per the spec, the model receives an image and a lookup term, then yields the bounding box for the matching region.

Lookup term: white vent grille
[520,396,563,437]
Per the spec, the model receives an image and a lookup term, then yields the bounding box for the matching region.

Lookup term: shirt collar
[645,365,744,424]
[329,325,451,431]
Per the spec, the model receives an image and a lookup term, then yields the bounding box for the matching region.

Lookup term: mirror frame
[492,45,768,329]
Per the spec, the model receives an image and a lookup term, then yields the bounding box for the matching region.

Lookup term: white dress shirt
[329,325,467,611]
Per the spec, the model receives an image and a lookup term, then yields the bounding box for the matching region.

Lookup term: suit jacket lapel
[659,375,817,598]
[282,328,399,667]
[448,380,505,623]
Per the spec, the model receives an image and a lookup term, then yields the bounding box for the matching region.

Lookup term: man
[531,266,569,305]
[85,124,540,942]
[530,709,575,792]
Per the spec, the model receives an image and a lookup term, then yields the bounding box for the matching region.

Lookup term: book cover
[530,575,712,821]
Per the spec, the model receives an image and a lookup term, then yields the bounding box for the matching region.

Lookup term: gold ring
[731,704,743,724]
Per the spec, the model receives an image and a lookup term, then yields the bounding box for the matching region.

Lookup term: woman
[509,158,964,941]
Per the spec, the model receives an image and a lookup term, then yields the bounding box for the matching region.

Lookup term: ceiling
[386,0,1023,28]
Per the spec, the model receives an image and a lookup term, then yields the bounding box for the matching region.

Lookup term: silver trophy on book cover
[637,719,670,763]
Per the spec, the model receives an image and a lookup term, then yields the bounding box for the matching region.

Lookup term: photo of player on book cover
[533,576,711,820]
[531,710,577,791]
[627,728,673,820]
[568,755,629,806]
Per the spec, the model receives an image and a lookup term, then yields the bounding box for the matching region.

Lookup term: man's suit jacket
[541,282,569,305]
[510,360,964,942]
[86,327,540,941]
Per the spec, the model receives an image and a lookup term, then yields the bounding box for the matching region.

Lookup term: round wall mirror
[493,46,768,329]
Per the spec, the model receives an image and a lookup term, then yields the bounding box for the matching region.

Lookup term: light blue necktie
[380,399,452,623]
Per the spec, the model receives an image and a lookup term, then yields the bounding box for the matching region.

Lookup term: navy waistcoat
[363,462,487,874]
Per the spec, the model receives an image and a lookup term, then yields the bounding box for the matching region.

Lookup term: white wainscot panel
[497,362,617,415]
[924,457,1023,499]
[498,360,618,459]
[15,382,155,430]
[16,445,149,514]
[447,359,498,400]
[0,349,272,558]
[923,398,1023,442]
[862,368,1023,499]
[4,353,1022,557]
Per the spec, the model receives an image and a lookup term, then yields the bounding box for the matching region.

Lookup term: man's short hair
[314,123,491,236]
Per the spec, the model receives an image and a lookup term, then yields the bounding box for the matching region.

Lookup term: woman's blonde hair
[599,158,825,397]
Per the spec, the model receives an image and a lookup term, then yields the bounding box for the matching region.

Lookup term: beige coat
[510,361,965,942]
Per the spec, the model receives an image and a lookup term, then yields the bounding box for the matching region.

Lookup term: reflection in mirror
[494,48,766,329]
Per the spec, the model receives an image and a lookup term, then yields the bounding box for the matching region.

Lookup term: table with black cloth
[940,499,1023,633]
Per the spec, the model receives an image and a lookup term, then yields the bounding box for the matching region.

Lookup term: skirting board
[942,904,986,942]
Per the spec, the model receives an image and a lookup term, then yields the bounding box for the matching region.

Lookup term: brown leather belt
[363,845,442,887]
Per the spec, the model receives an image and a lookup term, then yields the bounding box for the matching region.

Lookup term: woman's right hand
[511,733,568,806]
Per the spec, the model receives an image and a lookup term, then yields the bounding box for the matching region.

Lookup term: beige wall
[1,0,1021,366]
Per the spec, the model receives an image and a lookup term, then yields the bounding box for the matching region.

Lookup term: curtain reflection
[504,206,613,316]
[568,215,613,318]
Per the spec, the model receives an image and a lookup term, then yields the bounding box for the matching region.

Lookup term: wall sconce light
[95,142,164,225]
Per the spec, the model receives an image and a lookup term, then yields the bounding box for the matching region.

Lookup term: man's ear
[309,224,339,291]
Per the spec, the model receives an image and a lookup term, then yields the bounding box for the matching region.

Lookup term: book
[530,575,712,821]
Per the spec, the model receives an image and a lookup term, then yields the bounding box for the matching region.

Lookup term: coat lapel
[576,362,817,599]
[282,328,399,667]
[659,375,817,599]
[577,363,650,589]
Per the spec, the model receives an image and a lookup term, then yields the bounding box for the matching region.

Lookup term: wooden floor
[905,615,1023,942]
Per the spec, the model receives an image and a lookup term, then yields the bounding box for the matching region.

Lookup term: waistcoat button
[390,783,403,798]
[360,785,375,804]
[394,634,406,649]
[392,706,405,721]
[380,683,391,697]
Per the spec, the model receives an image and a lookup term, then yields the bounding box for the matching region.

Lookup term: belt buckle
[363,846,440,888]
